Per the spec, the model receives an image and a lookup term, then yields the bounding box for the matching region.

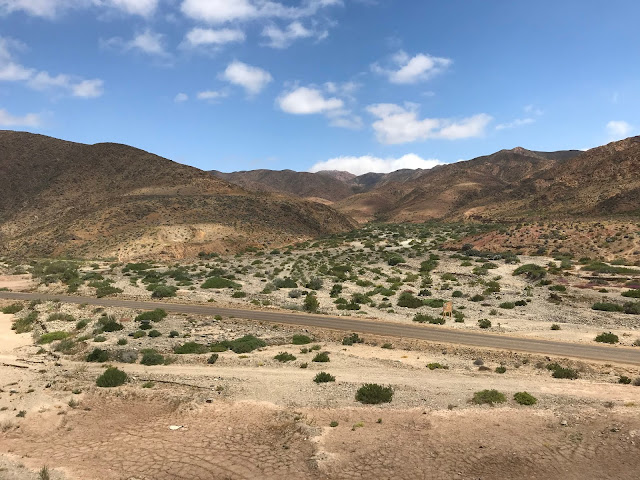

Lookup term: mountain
[0,131,356,260]
[481,137,640,218]
[210,169,354,202]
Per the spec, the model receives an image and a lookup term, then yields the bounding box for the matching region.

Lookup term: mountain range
[1,130,638,259]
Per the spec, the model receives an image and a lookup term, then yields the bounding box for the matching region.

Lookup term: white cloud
[309,153,441,175]
[174,92,188,102]
[104,29,168,56]
[0,0,158,17]
[606,120,634,139]
[278,86,343,114]
[183,27,245,47]
[196,90,227,101]
[524,104,543,116]
[278,83,361,129]
[72,78,104,97]
[496,117,535,130]
[107,0,158,16]
[372,50,452,84]
[0,37,104,98]
[180,0,341,24]
[261,21,322,48]
[0,107,41,126]
[367,103,491,144]
[219,60,272,95]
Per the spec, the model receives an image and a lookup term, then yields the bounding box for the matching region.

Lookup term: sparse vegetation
[355,383,393,404]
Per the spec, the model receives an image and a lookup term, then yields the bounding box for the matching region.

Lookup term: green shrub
[98,316,123,332]
[38,331,69,344]
[207,353,219,364]
[12,311,37,333]
[547,363,579,379]
[93,335,106,342]
[513,264,547,281]
[622,289,640,298]
[274,277,298,288]
[413,313,444,324]
[231,291,247,298]
[499,302,515,309]
[211,335,266,354]
[452,290,464,298]
[619,375,632,384]
[202,277,240,289]
[86,348,109,362]
[169,330,179,338]
[173,342,209,354]
[513,392,537,405]
[96,367,128,387]
[274,352,297,362]
[595,332,619,344]
[312,351,330,362]
[427,363,448,370]
[470,294,485,302]
[132,330,146,339]
[151,285,177,298]
[397,291,423,308]
[96,285,123,298]
[624,302,640,315]
[1,303,23,314]
[549,285,566,292]
[140,349,165,365]
[478,319,492,329]
[472,389,506,405]
[304,294,320,312]
[355,384,393,404]
[342,333,364,345]
[117,338,128,345]
[592,302,624,312]
[306,277,323,290]
[314,372,335,383]
[148,329,161,338]
[423,298,445,308]
[135,309,168,322]
[495,366,507,374]
[292,334,312,345]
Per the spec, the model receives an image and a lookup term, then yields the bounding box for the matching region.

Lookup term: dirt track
[2,291,640,366]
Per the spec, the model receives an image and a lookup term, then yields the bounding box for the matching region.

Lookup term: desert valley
[1,131,639,479]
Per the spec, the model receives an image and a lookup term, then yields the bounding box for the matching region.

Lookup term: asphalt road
[2,291,640,366]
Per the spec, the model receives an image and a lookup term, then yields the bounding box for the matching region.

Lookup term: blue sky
[1,0,639,175]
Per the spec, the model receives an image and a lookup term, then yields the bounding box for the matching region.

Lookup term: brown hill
[482,137,640,219]
[334,147,583,222]
[0,131,356,260]
[210,169,354,202]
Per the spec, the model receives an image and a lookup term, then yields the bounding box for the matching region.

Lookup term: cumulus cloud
[606,120,634,139]
[367,103,491,144]
[496,117,535,130]
[219,60,272,95]
[277,84,361,129]
[103,29,168,56]
[0,107,41,126]
[196,89,228,101]
[183,27,245,48]
[0,36,104,98]
[309,153,442,175]
[174,92,188,102]
[0,0,158,18]
[261,21,325,48]
[372,50,452,84]
[278,86,343,114]
[180,0,341,24]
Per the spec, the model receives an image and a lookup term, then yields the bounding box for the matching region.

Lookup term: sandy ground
[0,275,34,292]
[2,304,640,479]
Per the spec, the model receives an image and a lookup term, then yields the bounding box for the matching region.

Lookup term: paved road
[2,291,640,366]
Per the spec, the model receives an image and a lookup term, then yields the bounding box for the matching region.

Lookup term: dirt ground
[2,307,640,479]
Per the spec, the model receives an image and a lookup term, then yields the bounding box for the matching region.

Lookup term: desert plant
[135,309,168,322]
[207,353,219,364]
[38,331,69,344]
[592,302,624,312]
[427,363,449,370]
[595,332,619,344]
[619,375,632,384]
[292,334,312,345]
[313,372,336,383]
[96,367,128,387]
[211,335,266,354]
[173,342,209,354]
[274,352,297,362]
[1,303,23,314]
[495,366,507,374]
[342,333,364,345]
[513,392,537,405]
[355,383,393,404]
[472,389,506,405]
[478,319,492,329]
[140,349,165,365]
[304,294,320,312]
[86,348,109,363]
[312,351,330,362]
[397,291,423,308]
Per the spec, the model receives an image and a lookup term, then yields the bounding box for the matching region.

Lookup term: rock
[169,425,183,430]
[561,420,568,426]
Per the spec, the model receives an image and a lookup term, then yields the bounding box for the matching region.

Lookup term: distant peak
[510,146,530,154]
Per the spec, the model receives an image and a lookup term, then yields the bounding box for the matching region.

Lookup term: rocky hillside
[0,131,356,260]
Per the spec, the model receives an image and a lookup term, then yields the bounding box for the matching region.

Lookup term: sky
[1,0,639,175]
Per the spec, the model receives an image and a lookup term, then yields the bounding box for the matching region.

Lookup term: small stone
[561,420,568,426]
